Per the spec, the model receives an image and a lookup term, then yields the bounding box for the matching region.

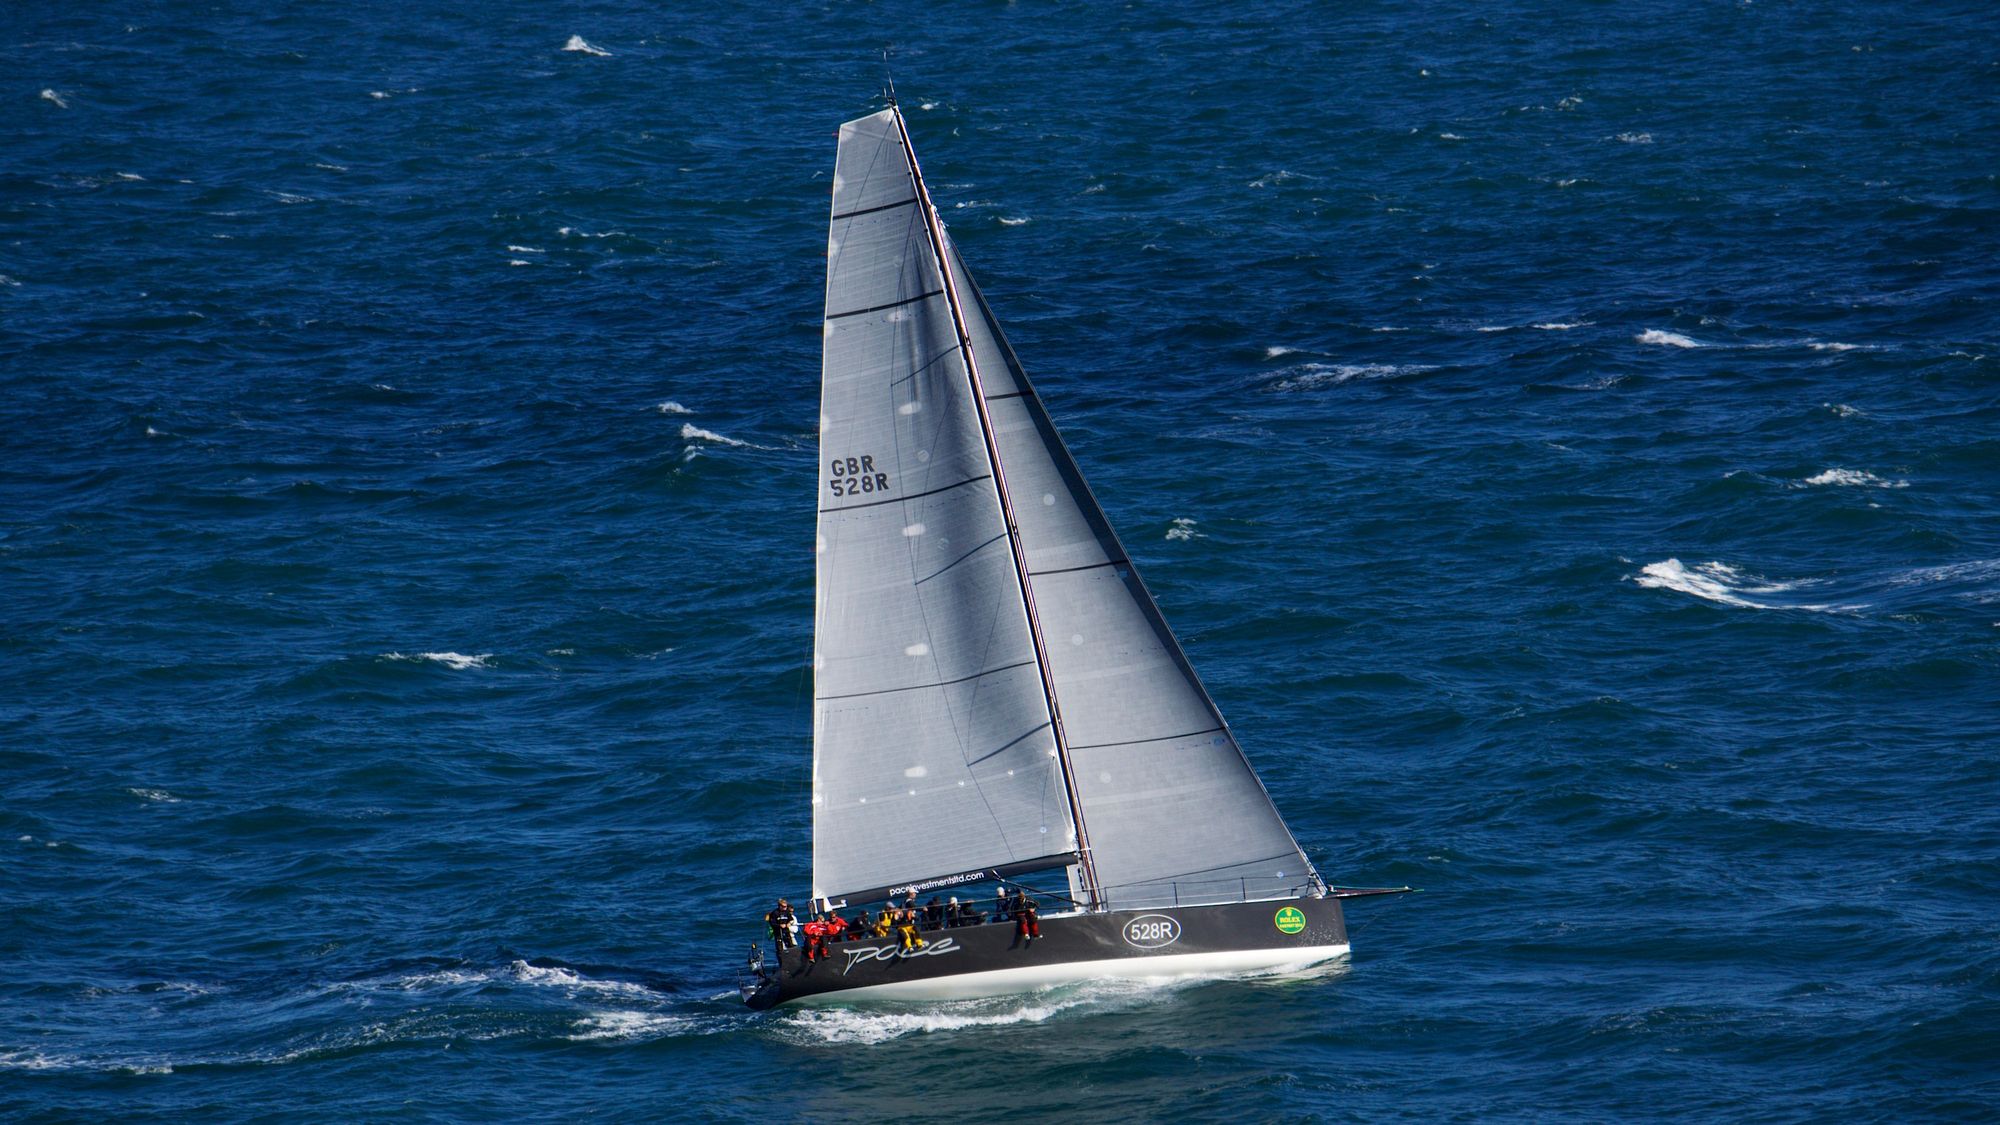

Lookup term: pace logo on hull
[840,937,960,975]
[1122,914,1181,949]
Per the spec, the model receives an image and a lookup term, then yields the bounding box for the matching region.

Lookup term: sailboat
[740,99,1405,1010]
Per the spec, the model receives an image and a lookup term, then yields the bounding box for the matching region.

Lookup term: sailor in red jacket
[801,915,831,963]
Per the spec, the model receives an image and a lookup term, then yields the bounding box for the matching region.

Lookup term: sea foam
[563,35,612,56]
[1801,469,1905,489]
[1632,560,1855,613]
[383,651,493,670]
[680,423,747,447]
[1636,329,1701,348]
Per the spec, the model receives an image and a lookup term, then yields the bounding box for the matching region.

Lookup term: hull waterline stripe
[815,659,1037,702]
[825,289,944,321]
[790,944,1351,1005]
[819,474,991,514]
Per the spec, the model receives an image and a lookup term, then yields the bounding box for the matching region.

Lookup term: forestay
[812,110,1076,905]
[939,233,1318,910]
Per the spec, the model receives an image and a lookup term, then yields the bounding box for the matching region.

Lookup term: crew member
[801,913,829,963]
[1015,895,1040,945]
[766,898,796,950]
[894,908,927,953]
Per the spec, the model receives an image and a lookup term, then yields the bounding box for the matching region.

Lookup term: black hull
[741,896,1347,1009]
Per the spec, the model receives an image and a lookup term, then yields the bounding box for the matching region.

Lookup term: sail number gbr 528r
[828,455,889,498]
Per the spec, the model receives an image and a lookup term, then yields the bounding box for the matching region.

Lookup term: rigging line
[824,289,943,321]
[963,721,1053,767]
[889,105,1104,912]
[1066,725,1223,751]
[830,196,917,222]
[813,658,1036,702]
[1028,557,1130,578]
[913,531,1008,585]
[1092,851,1305,889]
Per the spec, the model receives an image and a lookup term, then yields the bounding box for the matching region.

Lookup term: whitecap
[1271,362,1431,390]
[1439,132,1465,141]
[116,172,144,181]
[1532,321,1589,330]
[370,91,390,99]
[40,89,68,109]
[508,259,531,266]
[506,245,545,254]
[1806,341,1864,352]
[1614,132,1654,144]
[568,1011,691,1041]
[680,423,747,447]
[1474,324,1510,332]
[127,787,179,803]
[1822,402,1864,419]
[1165,517,1203,541]
[1636,329,1701,348]
[383,651,494,670]
[655,400,692,414]
[998,216,1029,226]
[1801,468,1906,489]
[1631,559,1856,613]
[557,226,627,239]
[1264,346,1309,358]
[563,35,612,56]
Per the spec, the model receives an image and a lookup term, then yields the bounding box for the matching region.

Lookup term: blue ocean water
[5,1,1998,1118]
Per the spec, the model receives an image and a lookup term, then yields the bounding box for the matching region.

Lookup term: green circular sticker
[1274,906,1307,934]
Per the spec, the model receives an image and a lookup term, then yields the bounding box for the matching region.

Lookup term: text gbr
[828,455,888,498]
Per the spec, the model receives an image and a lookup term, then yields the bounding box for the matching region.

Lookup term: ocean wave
[998,216,1030,226]
[1533,321,1590,330]
[1822,402,1865,418]
[1800,469,1906,489]
[1614,132,1654,144]
[1165,517,1203,541]
[1636,329,1702,348]
[655,400,693,414]
[680,423,748,447]
[382,651,493,670]
[563,35,612,56]
[127,787,180,803]
[565,1011,693,1041]
[1270,362,1432,390]
[1631,560,1858,613]
[40,88,68,109]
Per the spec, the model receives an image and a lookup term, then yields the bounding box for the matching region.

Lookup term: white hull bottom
[793,943,1352,1005]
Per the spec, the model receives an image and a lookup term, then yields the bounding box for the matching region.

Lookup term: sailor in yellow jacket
[893,908,927,953]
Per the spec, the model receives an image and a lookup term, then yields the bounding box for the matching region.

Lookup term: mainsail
[813,107,1318,911]
[812,110,1076,905]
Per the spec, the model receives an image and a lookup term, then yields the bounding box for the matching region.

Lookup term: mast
[886,104,1104,910]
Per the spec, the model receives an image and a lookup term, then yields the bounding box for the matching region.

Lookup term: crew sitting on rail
[870,910,893,938]
[1014,894,1040,945]
[801,913,830,963]
[893,908,927,953]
